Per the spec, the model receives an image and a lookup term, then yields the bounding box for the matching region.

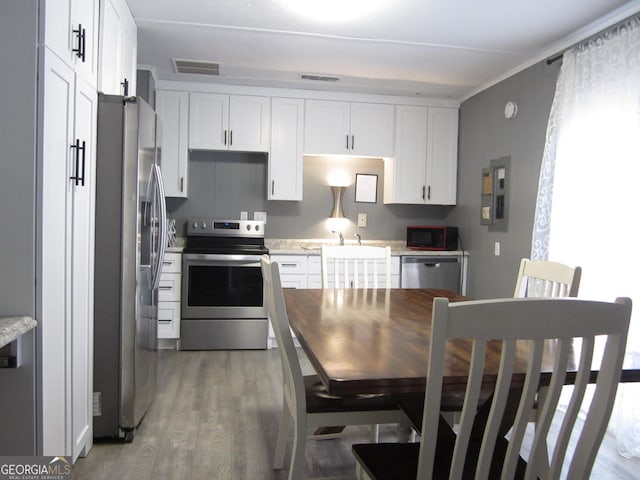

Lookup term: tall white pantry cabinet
[39,0,100,461]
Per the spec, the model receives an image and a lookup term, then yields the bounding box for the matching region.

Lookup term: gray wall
[0,0,38,455]
[167,152,451,240]
[449,60,561,299]
[137,69,156,108]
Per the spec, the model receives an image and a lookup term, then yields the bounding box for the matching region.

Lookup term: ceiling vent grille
[173,59,221,76]
[300,74,340,82]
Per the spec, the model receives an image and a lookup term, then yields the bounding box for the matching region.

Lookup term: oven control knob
[192,221,198,229]
[202,222,207,229]
[246,224,251,231]
[255,225,260,231]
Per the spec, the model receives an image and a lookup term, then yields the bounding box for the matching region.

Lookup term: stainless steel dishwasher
[401,256,461,293]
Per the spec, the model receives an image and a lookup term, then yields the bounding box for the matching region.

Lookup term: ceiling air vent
[300,74,340,82]
[173,59,221,76]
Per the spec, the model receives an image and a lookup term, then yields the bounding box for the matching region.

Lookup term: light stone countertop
[266,239,466,256]
[0,316,37,349]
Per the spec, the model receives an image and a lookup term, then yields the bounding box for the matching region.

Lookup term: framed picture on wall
[355,174,377,203]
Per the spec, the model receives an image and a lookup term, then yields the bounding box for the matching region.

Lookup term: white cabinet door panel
[426,107,458,205]
[189,93,228,150]
[350,102,395,157]
[269,98,304,200]
[229,95,270,152]
[304,100,350,154]
[156,91,189,197]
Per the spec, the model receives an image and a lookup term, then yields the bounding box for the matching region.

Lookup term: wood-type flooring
[72,348,640,479]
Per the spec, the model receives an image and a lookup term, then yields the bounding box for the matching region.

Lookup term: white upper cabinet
[188,93,270,152]
[426,107,458,205]
[42,0,99,87]
[384,105,428,204]
[349,102,395,157]
[98,0,137,96]
[303,100,350,154]
[156,90,189,198]
[384,105,458,205]
[304,100,394,157]
[269,98,304,201]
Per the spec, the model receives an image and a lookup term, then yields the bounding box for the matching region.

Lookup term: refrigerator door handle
[152,164,168,290]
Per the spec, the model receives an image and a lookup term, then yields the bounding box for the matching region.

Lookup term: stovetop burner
[184,218,268,255]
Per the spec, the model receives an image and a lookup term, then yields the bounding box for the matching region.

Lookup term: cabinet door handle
[159,285,173,290]
[229,130,233,146]
[351,135,355,150]
[422,185,426,200]
[180,176,184,192]
[427,185,431,200]
[271,179,275,195]
[121,78,129,96]
[346,134,349,150]
[72,24,86,62]
[224,130,227,145]
[70,139,86,186]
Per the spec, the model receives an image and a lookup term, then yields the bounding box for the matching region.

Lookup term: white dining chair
[321,245,392,289]
[353,296,632,480]
[433,257,583,424]
[261,256,407,480]
[513,258,581,299]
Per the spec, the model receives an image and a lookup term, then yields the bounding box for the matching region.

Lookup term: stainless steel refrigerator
[93,94,167,441]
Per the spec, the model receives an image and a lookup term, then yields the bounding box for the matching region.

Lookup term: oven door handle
[183,253,263,265]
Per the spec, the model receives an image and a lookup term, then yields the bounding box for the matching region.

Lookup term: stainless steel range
[181,218,269,350]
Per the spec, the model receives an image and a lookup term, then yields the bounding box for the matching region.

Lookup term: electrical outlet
[357,213,367,227]
[254,211,267,224]
[494,241,501,256]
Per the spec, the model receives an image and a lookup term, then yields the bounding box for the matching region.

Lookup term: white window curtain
[531,16,640,458]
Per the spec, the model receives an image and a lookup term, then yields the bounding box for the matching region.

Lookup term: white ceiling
[129,0,640,100]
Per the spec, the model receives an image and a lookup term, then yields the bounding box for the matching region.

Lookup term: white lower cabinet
[158,252,181,340]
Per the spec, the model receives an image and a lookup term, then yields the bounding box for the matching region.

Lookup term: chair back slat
[415,296,631,480]
[321,246,392,289]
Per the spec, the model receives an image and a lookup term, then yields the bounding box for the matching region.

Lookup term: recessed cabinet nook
[155,82,459,205]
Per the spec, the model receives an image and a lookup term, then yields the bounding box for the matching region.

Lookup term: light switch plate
[357,213,367,227]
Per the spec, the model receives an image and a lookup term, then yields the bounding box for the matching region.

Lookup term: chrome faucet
[354,233,362,246]
[332,230,344,246]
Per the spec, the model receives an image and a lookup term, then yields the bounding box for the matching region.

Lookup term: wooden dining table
[284,288,640,398]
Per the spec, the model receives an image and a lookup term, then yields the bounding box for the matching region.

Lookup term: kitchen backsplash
[166,151,452,240]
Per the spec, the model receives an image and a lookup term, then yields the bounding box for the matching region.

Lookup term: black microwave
[406,226,459,251]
